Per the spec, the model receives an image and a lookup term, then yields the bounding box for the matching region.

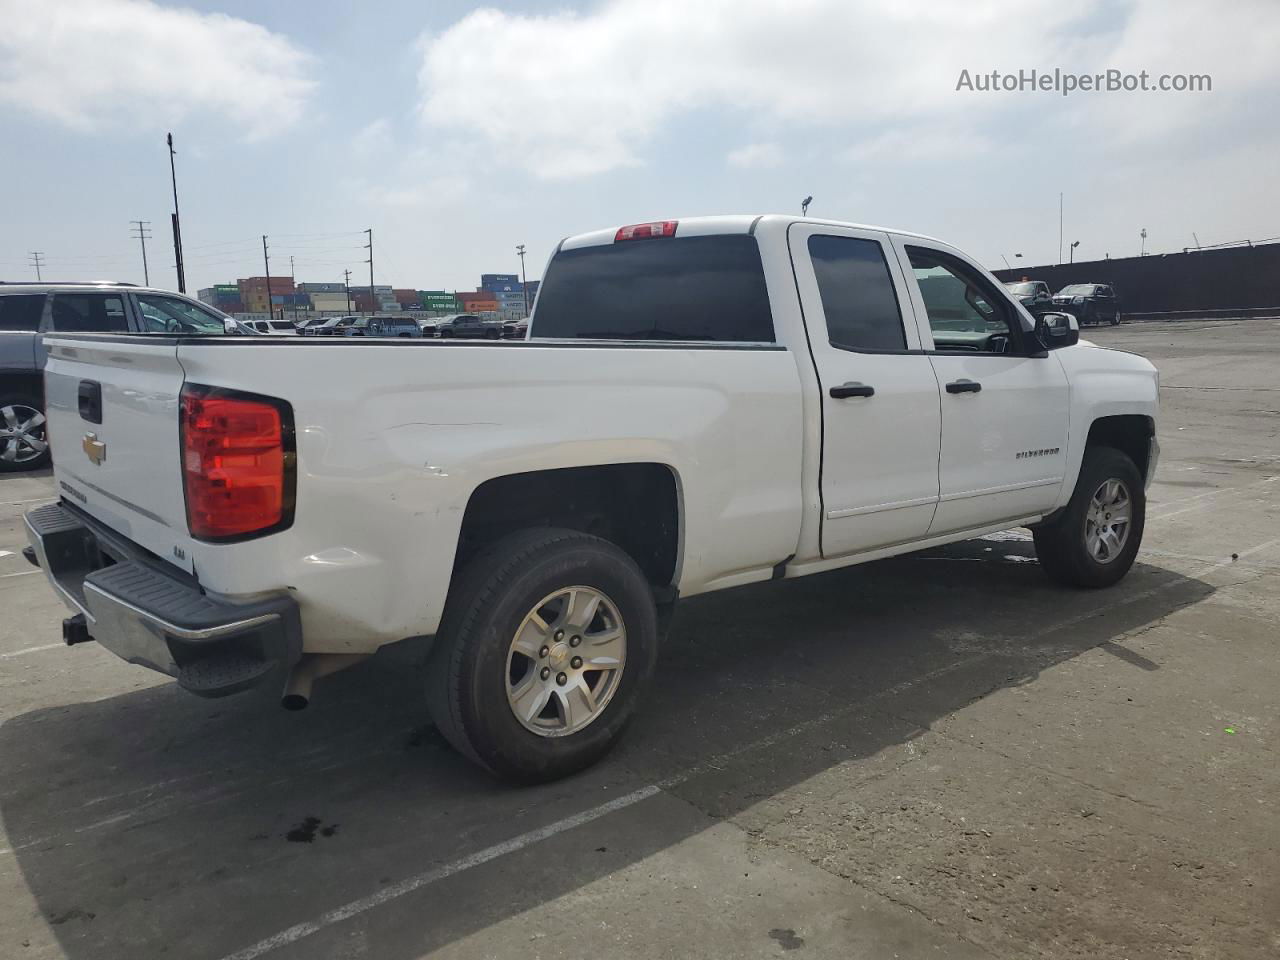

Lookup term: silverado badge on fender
[82,432,106,465]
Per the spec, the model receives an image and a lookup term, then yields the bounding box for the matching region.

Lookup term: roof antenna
[801,196,813,216]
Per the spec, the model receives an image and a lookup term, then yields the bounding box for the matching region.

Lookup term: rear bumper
[24,501,302,698]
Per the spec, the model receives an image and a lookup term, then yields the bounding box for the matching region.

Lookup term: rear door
[44,294,195,572]
[788,223,942,557]
[893,240,1069,534]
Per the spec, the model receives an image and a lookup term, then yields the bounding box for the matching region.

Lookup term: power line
[130,220,152,286]
[28,252,45,281]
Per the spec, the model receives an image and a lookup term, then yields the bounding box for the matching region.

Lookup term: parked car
[345,315,422,338]
[503,319,529,339]
[438,314,505,339]
[24,215,1158,783]
[243,318,299,335]
[304,315,360,336]
[295,317,330,332]
[0,282,234,471]
[1053,283,1121,326]
[1003,280,1055,317]
[415,318,441,338]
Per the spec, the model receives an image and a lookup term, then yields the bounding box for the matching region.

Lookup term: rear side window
[50,294,129,332]
[808,235,907,352]
[0,294,45,331]
[533,235,774,342]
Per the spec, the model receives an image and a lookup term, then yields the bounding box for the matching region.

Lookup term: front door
[789,223,942,558]
[893,239,1070,534]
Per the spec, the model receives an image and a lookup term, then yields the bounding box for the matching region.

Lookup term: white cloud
[416,0,1280,179]
[727,142,783,169]
[0,0,314,138]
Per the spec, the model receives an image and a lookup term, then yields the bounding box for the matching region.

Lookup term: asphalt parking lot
[2,318,1278,960]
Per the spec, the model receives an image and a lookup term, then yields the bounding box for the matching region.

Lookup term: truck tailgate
[44,336,195,574]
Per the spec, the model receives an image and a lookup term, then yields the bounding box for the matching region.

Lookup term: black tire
[0,392,50,472]
[427,527,659,782]
[1033,446,1145,588]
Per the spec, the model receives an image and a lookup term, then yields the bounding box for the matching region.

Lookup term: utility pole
[343,269,353,312]
[130,220,152,286]
[29,251,44,282]
[1058,192,1064,265]
[262,235,272,319]
[1140,228,1148,256]
[516,244,529,316]
[290,255,297,323]
[364,228,374,316]
[167,133,187,293]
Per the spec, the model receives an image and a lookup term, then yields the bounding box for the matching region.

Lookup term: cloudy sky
[1,0,1277,292]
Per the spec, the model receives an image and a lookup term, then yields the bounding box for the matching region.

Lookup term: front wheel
[427,528,659,782]
[0,394,50,472]
[1033,447,1145,588]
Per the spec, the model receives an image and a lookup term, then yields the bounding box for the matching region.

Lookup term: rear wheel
[0,394,49,472]
[1033,447,1144,588]
[427,528,659,782]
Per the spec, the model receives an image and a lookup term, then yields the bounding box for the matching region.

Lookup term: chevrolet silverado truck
[24,215,1159,782]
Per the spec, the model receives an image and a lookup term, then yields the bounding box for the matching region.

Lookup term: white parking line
[1,642,64,659]
[0,570,41,580]
[219,784,663,960]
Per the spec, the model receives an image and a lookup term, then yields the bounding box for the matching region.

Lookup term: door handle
[829,382,875,399]
[78,380,103,423]
[945,379,982,394]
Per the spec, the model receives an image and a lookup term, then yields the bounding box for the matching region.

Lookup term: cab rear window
[533,235,774,342]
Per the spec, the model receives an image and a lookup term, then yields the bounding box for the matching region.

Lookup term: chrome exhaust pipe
[281,654,368,710]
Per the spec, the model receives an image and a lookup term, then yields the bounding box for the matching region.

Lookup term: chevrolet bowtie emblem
[82,432,106,466]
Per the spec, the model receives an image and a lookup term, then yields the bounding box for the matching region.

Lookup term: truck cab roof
[557,214,946,251]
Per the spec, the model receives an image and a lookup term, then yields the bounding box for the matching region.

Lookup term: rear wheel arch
[451,462,683,595]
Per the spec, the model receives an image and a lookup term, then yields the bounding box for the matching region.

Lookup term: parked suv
[0,282,232,471]
[1003,280,1055,318]
[1053,283,1121,326]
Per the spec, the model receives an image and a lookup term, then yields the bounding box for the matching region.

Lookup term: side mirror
[1034,311,1079,349]
[224,318,240,334]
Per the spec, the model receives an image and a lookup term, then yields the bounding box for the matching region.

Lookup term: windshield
[135,293,230,335]
[1005,282,1037,295]
[1057,284,1096,296]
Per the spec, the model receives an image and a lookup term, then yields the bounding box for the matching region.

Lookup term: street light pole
[168,133,187,293]
[343,269,352,312]
[1070,240,1080,264]
[801,196,812,216]
[1140,228,1147,256]
[516,243,529,316]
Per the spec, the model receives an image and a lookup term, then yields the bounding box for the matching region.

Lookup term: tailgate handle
[78,380,103,423]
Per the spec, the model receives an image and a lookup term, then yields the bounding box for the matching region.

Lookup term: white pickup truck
[25,215,1159,781]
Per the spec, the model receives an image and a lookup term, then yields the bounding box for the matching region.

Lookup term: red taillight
[180,386,294,541]
[614,220,678,242]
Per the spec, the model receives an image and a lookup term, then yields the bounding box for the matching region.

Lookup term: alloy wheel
[1085,477,1131,563]
[0,404,47,465]
[505,585,626,737]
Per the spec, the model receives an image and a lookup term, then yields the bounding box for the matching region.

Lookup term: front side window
[808,235,907,352]
[0,294,45,331]
[534,234,775,342]
[135,294,228,334]
[906,247,1018,354]
[50,293,129,332]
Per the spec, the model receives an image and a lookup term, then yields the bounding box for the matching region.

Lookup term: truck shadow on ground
[0,537,1215,960]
